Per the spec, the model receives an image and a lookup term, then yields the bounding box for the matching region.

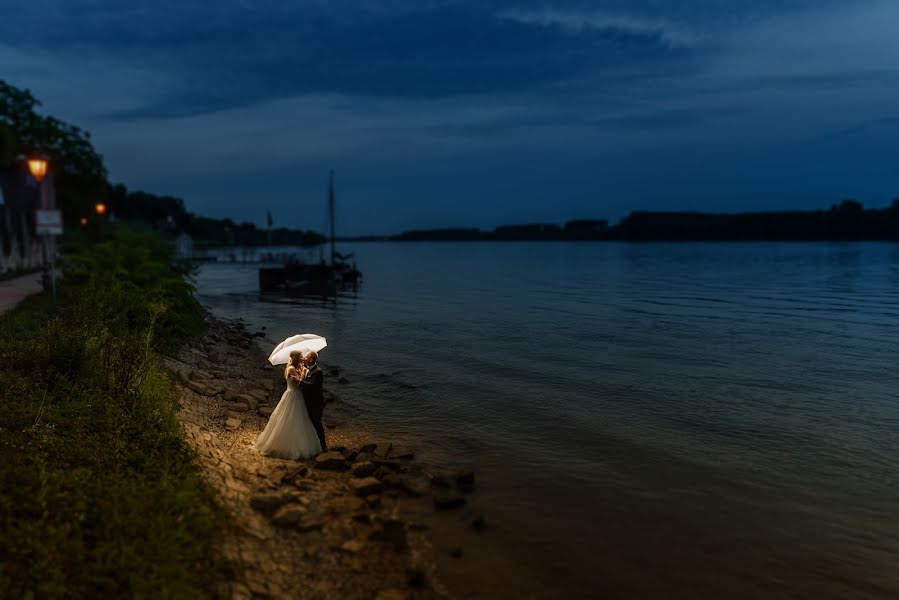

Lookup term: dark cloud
[1,0,896,233]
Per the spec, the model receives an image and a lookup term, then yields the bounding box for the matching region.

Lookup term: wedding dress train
[254,376,322,460]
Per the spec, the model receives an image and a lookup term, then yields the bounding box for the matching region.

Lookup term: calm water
[196,242,899,599]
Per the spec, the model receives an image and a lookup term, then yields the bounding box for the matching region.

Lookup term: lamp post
[27,157,55,303]
[95,202,107,242]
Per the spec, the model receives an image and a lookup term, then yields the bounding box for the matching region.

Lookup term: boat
[259,171,362,293]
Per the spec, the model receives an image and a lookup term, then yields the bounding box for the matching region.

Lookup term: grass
[0,226,230,598]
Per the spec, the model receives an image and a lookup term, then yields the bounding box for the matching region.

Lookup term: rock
[365,495,382,509]
[314,451,348,471]
[223,389,241,402]
[471,516,488,532]
[271,503,307,526]
[224,402,249,413]
[374,590,406,600]
[225,417,241,430]
[240,394,259,410]
[331,495,367,513]
[250,490,302,514]
[297,518,325,533]
[352,461,377,478]
[280,467,309,484]
[381,518,408,552]
[351,477,383,497]
[258,406,274,418]
[340,538,366,553]
[188,380,214,396]
[357,443,377,454]
[433,494,466,511]
[312,580,333,595]
[224,410,244,420]
[372,442,393,458]
[379,472,401,489]
[352,513,371,524]
[253,331,265,338]
[449,547,463,559]
[328,366,340,376]
[394,450,415,461]
[338,377,349,384]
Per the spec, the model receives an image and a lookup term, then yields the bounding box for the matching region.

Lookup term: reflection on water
[196,242,899,599]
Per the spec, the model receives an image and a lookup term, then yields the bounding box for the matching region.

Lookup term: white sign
[35,209,63,236]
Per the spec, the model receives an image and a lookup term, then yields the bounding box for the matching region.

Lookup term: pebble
[339,538,366,553]
[271,504,307,527]
[314,451,347,471]
[351,477,383,497]
[352,461,376,478]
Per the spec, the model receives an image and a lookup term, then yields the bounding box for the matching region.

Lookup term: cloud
[496,9,700,48]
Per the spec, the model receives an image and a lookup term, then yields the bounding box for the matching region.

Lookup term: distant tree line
[106,184,324,247]
[1,80,322,248]
[382,201,899,242]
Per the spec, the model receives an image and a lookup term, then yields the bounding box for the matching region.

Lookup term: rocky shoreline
[164,313,487,600]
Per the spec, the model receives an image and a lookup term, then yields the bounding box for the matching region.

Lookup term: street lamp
[94,202,109,242]
[27,158,48,183]
[28,156,56,302]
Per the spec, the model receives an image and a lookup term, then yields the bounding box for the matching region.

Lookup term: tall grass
[0,226,229,598]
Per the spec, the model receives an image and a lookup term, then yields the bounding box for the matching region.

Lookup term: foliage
[0,227,229,599]
[0,80,109,224]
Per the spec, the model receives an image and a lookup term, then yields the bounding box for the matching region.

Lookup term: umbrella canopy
[268,334,327,365]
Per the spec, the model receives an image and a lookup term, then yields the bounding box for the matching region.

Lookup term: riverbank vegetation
[0,226,229,597]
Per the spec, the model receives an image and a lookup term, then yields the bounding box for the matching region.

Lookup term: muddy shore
[164,313,489,600]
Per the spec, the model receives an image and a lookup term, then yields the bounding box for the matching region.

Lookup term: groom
[299,351,327,451]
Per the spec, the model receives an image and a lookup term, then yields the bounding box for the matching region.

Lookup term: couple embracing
[254,350,328,460]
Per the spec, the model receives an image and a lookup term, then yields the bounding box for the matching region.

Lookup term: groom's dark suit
[299,364,327,450]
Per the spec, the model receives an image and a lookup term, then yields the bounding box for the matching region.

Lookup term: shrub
[0,226,228,598]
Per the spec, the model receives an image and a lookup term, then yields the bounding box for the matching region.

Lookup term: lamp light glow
[27,158,48,182]
[95,202,107,216]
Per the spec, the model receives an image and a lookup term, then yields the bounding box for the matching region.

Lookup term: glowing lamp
[95,203,107,216]
[80,217,88,226]
[27,158,48,182]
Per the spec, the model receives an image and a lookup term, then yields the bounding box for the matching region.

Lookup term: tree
[0,80,108,222]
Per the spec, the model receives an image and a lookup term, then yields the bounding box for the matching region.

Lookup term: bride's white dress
[254,373,322,460]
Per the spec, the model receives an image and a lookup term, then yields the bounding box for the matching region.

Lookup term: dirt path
[166,314,476,600]
[0,272,42,315]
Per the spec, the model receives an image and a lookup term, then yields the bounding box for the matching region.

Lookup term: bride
[254,350,322,459]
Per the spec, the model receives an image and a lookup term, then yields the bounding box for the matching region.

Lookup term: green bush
[0,226,229,599]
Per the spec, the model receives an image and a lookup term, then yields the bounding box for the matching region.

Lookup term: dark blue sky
[2,0,898,234]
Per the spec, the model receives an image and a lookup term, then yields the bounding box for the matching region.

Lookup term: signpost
[35,209,62,303]
[35,209,63,235]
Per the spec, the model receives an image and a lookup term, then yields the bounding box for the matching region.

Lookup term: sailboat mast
[328,170,336,265]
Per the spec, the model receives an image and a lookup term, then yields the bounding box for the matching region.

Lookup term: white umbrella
[268,333,327,365]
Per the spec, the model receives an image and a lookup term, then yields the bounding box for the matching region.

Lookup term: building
[174,231,193,259]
